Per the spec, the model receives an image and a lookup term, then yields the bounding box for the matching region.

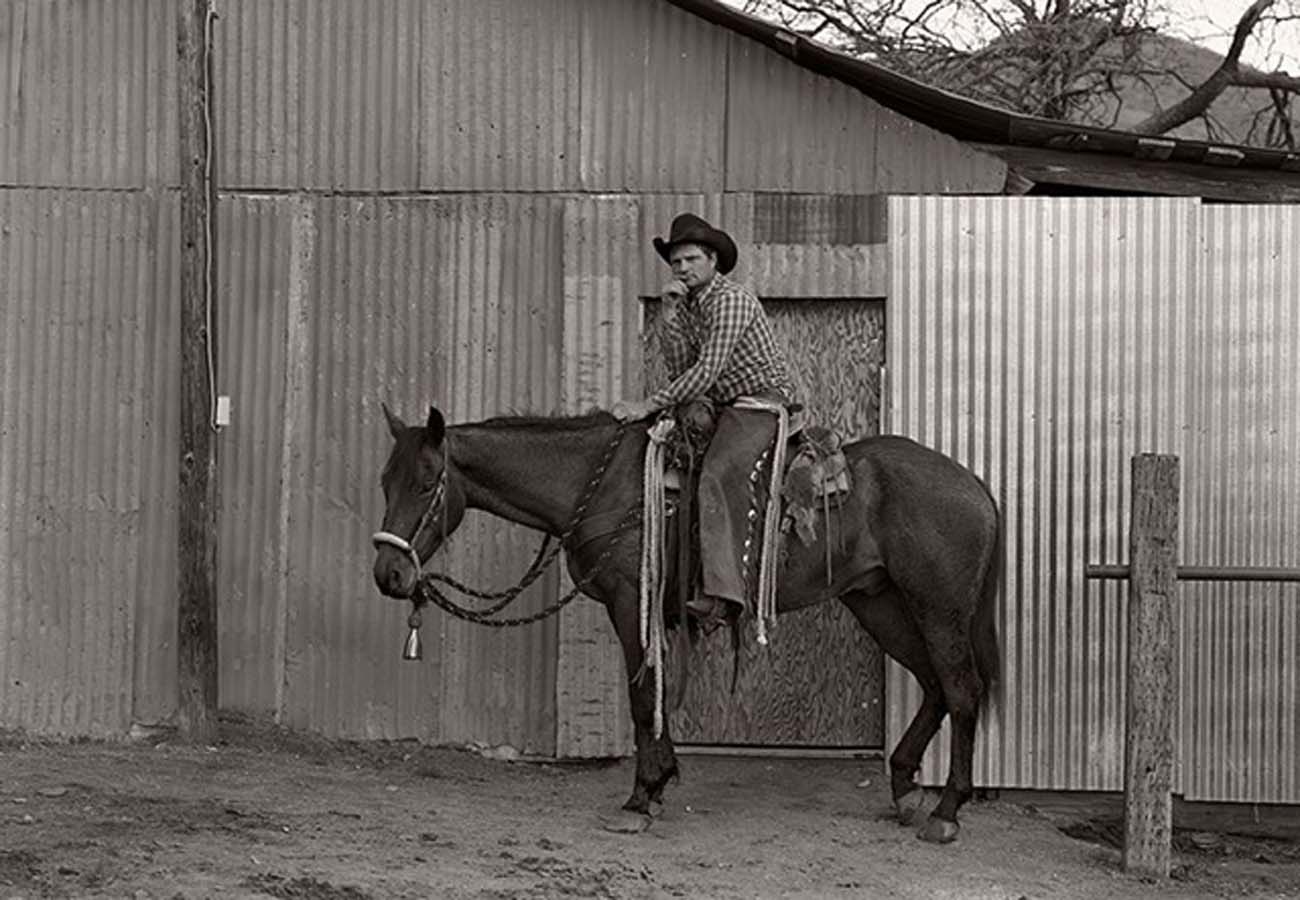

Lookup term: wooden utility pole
[1123,454,1179,878]
[177,0,219,744]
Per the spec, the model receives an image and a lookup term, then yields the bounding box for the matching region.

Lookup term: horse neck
[447,420,630,535]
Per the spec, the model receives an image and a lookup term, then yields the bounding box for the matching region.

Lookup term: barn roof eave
[666,0,1300,182]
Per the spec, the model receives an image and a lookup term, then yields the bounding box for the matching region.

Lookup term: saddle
[636,399,852,717]
[659,398,853,597]
[663,400,850,527]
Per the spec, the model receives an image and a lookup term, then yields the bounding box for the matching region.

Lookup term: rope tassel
[640,417,675,738]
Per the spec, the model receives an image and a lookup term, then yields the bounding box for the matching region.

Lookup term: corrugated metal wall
[0,0,1005,754]
[0,189,179,735]
[888,197,1300,804]
[1183,206,1300,803]
[556,196,645,759]
[216,196,293,715]
[723,35,1005,194]
[212,194,566,749]
[210,0,1004,195]
[887,196,1198,791]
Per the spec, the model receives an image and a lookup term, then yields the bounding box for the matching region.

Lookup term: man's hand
[660,279,687,323]
[611,399,653,422]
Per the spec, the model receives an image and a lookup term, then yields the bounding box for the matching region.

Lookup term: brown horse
[372,404,1001,843]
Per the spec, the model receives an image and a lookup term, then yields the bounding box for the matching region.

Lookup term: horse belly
[774,528,887,613]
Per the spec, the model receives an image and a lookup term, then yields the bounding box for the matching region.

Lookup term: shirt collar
[688,272,724,307]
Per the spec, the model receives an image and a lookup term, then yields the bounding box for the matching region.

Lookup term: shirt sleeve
[647,286,754,410]
[656,306,691,379]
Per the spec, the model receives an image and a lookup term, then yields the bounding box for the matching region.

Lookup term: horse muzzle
[372,532,420,598]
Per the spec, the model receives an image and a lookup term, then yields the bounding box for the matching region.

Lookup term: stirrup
[686,595,739,633]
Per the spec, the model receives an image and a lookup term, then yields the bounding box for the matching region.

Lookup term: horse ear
[425,406,446,446]
[381,401,404,439]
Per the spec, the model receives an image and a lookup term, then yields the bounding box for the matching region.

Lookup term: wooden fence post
[177,0,219,743]
[1123,454,1179,878]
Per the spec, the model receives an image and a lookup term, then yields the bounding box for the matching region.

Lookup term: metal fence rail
[1085,453,1299,880]
[1085,564,1300,582]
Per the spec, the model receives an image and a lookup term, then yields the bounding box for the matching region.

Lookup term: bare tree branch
[1129,0,1277,133]
[1231,69,1300,90]
[745,0,1296,143]
[1268,87,1297,147]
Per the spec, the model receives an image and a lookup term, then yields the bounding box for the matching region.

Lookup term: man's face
[668,243,718,291]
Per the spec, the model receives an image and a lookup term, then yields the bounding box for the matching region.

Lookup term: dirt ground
[2,716,1297,900]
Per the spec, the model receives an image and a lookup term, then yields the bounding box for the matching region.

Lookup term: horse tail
[972,485,1003,703]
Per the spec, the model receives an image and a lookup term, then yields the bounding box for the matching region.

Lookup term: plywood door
[656,299,886,747]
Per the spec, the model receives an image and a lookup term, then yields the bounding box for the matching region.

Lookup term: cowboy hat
[652,213,738,275]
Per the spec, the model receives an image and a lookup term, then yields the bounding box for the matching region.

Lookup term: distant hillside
[875,26,1287,147]
[1091,32,1285,146]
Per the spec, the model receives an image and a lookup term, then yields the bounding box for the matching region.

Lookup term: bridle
[371,461,449,576]
[371,421,634,632]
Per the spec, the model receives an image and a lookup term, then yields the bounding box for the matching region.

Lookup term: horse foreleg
[606,591,679,818]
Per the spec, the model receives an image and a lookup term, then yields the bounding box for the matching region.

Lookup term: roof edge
[666,0,1300,174]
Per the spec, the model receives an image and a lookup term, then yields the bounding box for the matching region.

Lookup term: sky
[1171,0,1300,70]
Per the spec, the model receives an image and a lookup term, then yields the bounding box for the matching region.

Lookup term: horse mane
[472,409,619,431]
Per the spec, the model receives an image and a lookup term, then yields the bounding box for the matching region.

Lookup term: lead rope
[640,416,675,738]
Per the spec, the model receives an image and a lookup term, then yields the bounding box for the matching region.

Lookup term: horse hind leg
[839,587,946,828]
[910,592,987,845]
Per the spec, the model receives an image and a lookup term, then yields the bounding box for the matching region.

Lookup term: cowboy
[613,213,797,625]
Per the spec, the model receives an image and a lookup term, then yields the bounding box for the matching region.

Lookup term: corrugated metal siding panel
[1183,206,1300,803]
[134,188,188,732]
[214,0,581,191]
[0,1,176,188]
[421,0,581,191]
[217,0,423,190]
[131,191,182,727]
[887,197,1197,790]
[579,0,726,192]
[873,104,1006,193]
[553,192,742,757]
[723,194,889,298]
[555,196,645,758]
[724,35,878,193]
[723,36,1005,194]
[276,195,563,752]
[0,189,177,735]
[215,196,292,715]
[435,195,563,753]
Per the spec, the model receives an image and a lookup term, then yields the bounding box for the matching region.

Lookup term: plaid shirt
[648,274,795,411]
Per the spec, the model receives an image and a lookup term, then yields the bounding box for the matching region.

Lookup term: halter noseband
[372,465,448,576]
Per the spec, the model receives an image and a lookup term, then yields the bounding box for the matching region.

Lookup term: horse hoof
[600,810,653,834]
[894,788,927,826]
[919,816,960,844]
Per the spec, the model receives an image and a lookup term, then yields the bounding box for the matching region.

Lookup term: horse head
[372,403,466,598]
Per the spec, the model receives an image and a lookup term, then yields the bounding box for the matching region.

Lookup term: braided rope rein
[410,421,630,628]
